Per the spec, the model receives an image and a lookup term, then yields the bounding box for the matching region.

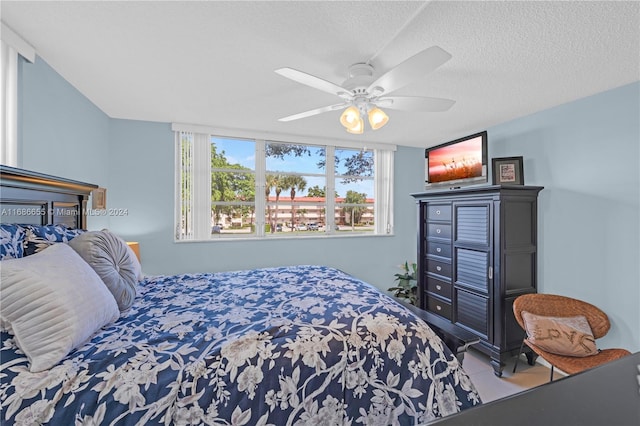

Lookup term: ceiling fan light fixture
[368,107,389,130]
[276,46,455,132]
[340,106,360,128]
[345,116,364,134]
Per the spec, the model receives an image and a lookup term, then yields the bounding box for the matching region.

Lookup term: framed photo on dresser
[492,156,524,185]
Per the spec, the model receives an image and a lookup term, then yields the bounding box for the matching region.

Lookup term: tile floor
[461,348,565,403]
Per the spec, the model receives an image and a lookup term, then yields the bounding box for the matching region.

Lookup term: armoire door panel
[455,248,489,292]
[455,288,489,339]
[455,205,490,245]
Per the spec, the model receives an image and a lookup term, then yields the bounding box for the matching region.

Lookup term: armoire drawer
[427,297,452,320]
[426,204,452,221]
[426,258,452,278]
[426,240,452,258]
[427,223,451,239]
[426,277,452,300]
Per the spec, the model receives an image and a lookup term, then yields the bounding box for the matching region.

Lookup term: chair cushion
[522,311,598,357]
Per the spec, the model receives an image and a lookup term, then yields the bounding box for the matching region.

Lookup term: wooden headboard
[0,165,97,229]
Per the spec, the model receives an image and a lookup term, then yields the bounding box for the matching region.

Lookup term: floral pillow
[0,224,26,260]
[21,224,86,256]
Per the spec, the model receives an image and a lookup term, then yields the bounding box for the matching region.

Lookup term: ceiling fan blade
[367,46,452,96]
[275,67,352,98]
[278,103,348,122]
[379,96,456,112]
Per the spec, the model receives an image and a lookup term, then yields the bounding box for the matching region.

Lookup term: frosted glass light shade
[368,107,389,130]
[345,117,364,134]
[340,106,360,128]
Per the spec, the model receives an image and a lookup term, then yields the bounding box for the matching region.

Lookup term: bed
[0,166,481,425]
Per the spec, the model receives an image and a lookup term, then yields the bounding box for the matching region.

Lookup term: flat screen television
[425,131,488,189]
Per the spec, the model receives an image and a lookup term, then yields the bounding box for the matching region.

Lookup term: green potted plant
[388,261,418,305]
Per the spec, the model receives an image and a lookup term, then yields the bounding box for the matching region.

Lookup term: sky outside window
[213,138,374,198]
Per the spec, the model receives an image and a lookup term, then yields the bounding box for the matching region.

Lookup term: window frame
[173,123,395,242]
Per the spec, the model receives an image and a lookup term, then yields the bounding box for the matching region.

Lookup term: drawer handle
[436,247,442,253]
[436,209,441,215]
[436,228,441,234]
[436,285,442,290]
[436,266,442,272]
[436,305,442,311]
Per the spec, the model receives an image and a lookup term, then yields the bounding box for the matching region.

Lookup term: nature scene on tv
[428,137,483,183]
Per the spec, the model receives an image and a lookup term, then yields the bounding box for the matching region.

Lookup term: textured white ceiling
[1,1,639,148]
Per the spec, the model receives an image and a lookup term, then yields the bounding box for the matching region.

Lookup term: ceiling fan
[275,46,455,134]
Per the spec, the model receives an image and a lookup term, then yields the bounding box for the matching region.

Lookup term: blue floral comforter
[0,265,481,425]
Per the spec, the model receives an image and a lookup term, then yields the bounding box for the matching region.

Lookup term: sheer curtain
[175,131,211,240]
[375,149,394,234]
[1,39,18,166]
[1,23,35,167]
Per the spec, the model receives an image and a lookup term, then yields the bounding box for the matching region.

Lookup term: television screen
[425,131,488,187]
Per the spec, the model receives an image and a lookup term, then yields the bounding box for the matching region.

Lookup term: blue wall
[18,55,639,352]
[18,57,111,230]
[488,82,639,352]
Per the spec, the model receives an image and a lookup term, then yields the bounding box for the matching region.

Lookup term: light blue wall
[19,55,639,351]
[18,57,110,229]
[488,82,640,352]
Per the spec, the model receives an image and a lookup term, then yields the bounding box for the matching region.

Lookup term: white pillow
[0,243,119,372]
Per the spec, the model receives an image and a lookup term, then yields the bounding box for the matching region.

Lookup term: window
[174,125,394,240]
[335,148,375,232]
[265,141,328,235]
[211,137,256,236]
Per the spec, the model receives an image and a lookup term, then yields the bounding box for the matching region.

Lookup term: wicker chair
[512,293,631,381]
